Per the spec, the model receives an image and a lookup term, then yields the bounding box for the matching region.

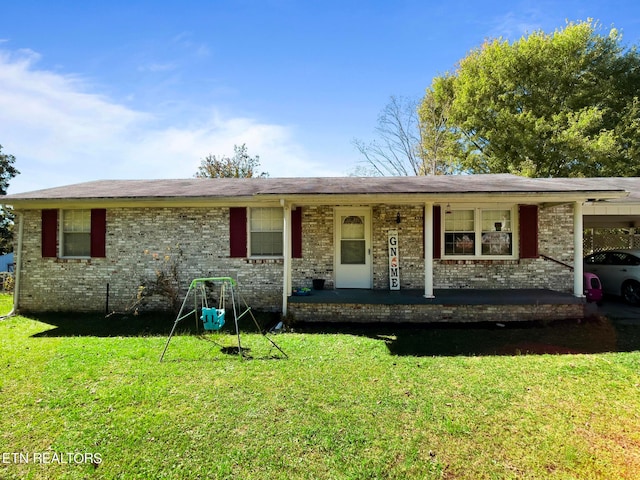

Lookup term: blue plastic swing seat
[201,307,226,331]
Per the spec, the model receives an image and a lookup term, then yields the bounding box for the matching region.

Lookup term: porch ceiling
[584,215,640,228]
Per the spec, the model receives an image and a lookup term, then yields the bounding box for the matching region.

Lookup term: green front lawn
[1,308,639,479]
[0,292,13,316]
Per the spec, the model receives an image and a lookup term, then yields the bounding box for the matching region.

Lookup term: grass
[1,293,640,479]
[0,292,13,316]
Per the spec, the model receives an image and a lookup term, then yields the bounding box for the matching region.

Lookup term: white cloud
[171,32,211,58]
[487,10,543,40]
[0,48,331,194]
[137,63,177,73]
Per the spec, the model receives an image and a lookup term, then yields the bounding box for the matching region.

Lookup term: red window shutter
[90,209,107,258]
[433,205,442,259]
[422,207,425,258]
[41,209,58,258]
[229,207,247,258]
[292,207,303,258]
[422,205,441,259]
[519,205,539,258]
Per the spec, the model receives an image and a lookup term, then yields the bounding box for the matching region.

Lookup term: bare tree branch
[353,95,458,176]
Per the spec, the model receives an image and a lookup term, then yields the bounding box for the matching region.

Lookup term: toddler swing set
[159,276,287,362]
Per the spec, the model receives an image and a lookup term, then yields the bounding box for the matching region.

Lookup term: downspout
[1,211,23,319]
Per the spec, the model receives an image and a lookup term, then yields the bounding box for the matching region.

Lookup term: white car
[584,249,640,304]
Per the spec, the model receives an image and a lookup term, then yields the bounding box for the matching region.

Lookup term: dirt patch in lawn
[576,427,640,479]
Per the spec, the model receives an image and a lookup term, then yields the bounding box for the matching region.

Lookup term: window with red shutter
[437,206,517,258]
[42,209,107,258]
[229,206,302,258]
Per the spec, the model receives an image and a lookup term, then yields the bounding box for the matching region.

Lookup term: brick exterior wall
[17,207,284,312]
[16,203,577,316]
[433,204,574,291]
[372,205,426,289]
[291,205,334,289]
[369,203,574,292]
[291,203,574,292]
[288,302,585,323]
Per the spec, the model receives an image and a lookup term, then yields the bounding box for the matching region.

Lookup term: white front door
[335,207,372,288]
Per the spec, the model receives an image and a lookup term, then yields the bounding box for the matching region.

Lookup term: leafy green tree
[427,20,640,177]
[0,145,19,254]
[418,86,462,175]
[195,144,268,178]
[0,211,15,255]
[0,145,18,195]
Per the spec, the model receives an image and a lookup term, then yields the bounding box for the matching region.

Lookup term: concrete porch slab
[288,288,584,306]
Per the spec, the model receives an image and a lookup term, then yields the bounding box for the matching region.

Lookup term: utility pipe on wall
[1,211,23,319]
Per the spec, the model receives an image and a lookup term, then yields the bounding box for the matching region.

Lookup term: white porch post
[281,200,292,315]
[573,201,584,297]
[424,202,435,298]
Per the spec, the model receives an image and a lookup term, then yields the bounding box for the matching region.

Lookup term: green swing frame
[159,277,287,362]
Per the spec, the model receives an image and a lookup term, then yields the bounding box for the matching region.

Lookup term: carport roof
[2,174,629,204]
[551,177,640,203]
[576,178,640,228]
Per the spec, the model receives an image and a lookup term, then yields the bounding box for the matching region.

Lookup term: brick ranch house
[2,174,630,323]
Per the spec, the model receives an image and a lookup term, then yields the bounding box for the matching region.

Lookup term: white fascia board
[4,189,627,210]
[583,203,640,216]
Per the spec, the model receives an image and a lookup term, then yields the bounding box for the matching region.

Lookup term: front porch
[287,289,588,323]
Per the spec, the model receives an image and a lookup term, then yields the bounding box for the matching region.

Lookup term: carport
[579,178,640,317]
[580,178,640,252]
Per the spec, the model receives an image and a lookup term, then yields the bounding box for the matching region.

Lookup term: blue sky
[2,0,640,193]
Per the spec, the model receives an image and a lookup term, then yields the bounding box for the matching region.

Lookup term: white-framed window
[61,209,91,257]
[249,207,283,256]
[444,209,475,256]
[443,207,514,258]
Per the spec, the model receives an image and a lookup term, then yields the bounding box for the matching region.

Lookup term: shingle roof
[2,174,630,202]
[543,177,640,202]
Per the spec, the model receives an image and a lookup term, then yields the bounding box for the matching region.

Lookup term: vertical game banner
[388,229,400,290]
